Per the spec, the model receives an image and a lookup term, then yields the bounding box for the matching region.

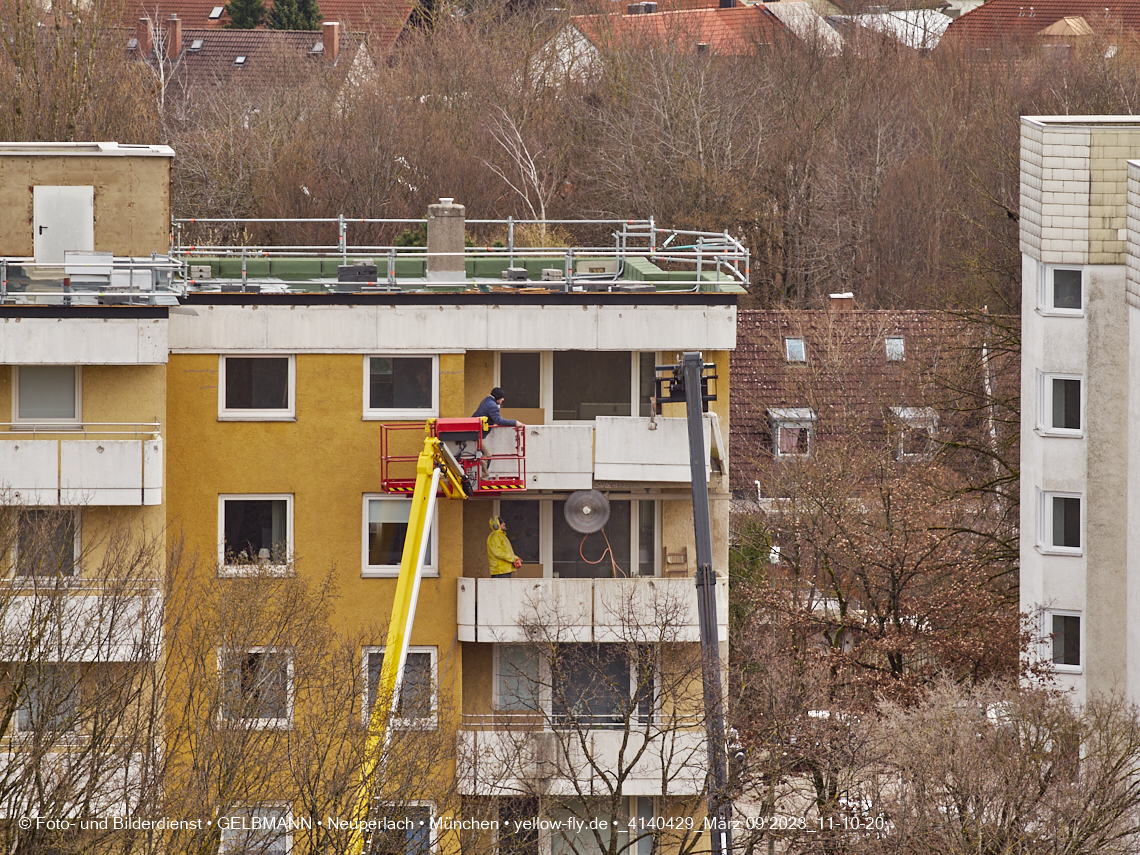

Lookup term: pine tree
[268,0,321,29]
[224,0,267,28]
[297,0,322,30]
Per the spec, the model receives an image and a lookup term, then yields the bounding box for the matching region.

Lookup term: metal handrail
[0,422,162,438]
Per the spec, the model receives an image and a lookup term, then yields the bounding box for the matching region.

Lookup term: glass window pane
[368,499,430,567]
[221,807,290,855]
[498,501,540,564]
[553,500,630,578]
[1052,496,1080,548]
[885,337,905,361]
[552,644,629,728]
[498,798,540,855]
[1052,615,1080,666]
[500,353,541,409]
[370,357,433,410]
[368,650,433,720]
[637,500,656,576]
[785,338,806,363]
[224,499,288,563]
[553,352,631,420]
[1052,378,1080,430]
[778,425,810,456]
[498,645,541,712]
[225,357,289,410]
[639,352,657,417]
[17,664,79,732]
[368,805,431,855]
[16,509,76,576]
[1053,269,1082,310]
[17,366,76,420]
[224,651,288,721]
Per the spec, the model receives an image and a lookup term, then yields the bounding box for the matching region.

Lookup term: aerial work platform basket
[380,418,526,495]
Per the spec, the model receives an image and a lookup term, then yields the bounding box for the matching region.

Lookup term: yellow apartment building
[0,146,743,855]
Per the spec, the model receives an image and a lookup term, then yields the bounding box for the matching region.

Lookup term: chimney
[426,197,466,284]
[720,0,736,8]
[829,292,855,311]
[137,17,153,57]
[322,21,340,64]
[167,13,182,60]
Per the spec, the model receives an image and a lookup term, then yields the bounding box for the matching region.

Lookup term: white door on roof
[33,186,94,264]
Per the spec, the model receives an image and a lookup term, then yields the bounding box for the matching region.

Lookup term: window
[13,366,80,425]
[553,351,633,420]
[220,648,293,728]
[784,337,806,363]
[363,496,436,577]
[220,496,292,574]
[15,664,80,733]
[1040,492,1082,552]
[1050,612,1081,670]
[220,806,292,855]
[1040,266,1083,314]
[499,353,542,409]
[769,408,816,459]
[890,407,938,461]
[364,356,438,419]
[1040,374,1081,434]
[551,644,654,728]
[495,645,542,712]
[885,336,905,361]
[363,647,437,727]
[367,804,433,855]
[14,509,78,577]
[498,798,540,855]
[219,356,294,420]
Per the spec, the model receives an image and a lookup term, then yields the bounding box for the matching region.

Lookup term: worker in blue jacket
[472,387,524,435]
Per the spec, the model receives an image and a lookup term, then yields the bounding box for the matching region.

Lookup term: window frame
[1046,609,1082,674]
[12,365,82,427]
[218,494,294,577]
[362,495,439,578]
[494,497,660,578]
[492,643,547,714]
[217,646,295,730]
[1038,490,1083,555]
[361,645,438,729]
[1038,372,1083,437]
[1038,264,1085,316]
[889,406,938,461]
[784,337,807,363]
[219,805,294,855]
[217,354,296,421]
[362,354,439,420]
[369,801,435,855]
[13,662,81,736]
[769,408,816,460]
[10,507,80,580]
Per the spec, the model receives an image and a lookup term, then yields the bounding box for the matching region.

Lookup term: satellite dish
[564,490,610,533]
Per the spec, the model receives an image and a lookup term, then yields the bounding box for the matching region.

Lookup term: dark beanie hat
[491,387,505,399]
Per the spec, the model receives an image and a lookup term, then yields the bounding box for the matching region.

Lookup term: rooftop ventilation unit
[209,5,224,18]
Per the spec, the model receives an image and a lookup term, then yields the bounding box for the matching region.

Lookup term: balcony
[457,724,706,796]
[0,593,162,662]
[457,577,728,643]
[0,425,162,505]
[517,414,724,490]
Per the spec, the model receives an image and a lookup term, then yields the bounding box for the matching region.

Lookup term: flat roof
[0,142,175,157]
[1023,116,1140,128]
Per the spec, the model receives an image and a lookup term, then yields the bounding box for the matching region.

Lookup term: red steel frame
[381,420,526,495]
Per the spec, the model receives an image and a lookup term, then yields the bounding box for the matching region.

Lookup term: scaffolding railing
[0,256,182,306]
[169,215,749,292]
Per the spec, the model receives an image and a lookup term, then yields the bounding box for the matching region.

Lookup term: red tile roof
[729,309,1005,490]
[571,4,792,54]
[127,0,412,53]
[941,0,1140,47]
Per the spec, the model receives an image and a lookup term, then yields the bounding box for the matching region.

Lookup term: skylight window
[885,336,905,361]
[209,5,224,18]
[190,38,204,50]
[234,55,247,65]
[784,337,806,363]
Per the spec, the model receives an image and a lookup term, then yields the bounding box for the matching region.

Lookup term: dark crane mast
[654,352,733,855]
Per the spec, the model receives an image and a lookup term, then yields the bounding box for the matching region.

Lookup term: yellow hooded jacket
[487,517,519,576]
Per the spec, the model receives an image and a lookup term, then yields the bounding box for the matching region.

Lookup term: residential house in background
[942,0,1140,50]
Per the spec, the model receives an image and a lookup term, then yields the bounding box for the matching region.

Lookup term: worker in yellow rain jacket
[488,516,522,578]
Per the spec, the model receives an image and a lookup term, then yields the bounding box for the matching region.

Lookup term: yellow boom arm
[349,433,466,855]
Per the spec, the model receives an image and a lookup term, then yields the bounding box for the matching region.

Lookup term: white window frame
[1038,490,1083,555]
[1038,264,1085,316]
[218,494,294,577]
[493,497,661,578]
[362,495,439,578]
[12,366,81,427]
[10,507,80,580]
[217,354,296,421]
[784,337,807,363]
[1045,609,1082,674]
[890,406,938,461]
[769,408,816,460]
[219,805,294,855]
[370,801,436,855]
[362,645,438,729]
[1038,372,1083,437]
[217,646,294,729]
[885,336,905,362]
[362,355,439,420]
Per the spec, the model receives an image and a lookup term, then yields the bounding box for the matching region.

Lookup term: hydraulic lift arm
[656,353,733,855]
[349,435,467,855]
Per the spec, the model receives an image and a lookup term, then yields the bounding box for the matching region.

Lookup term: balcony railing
[457,577,728,644]
[0,424,162,506]
[0,255,181,306]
